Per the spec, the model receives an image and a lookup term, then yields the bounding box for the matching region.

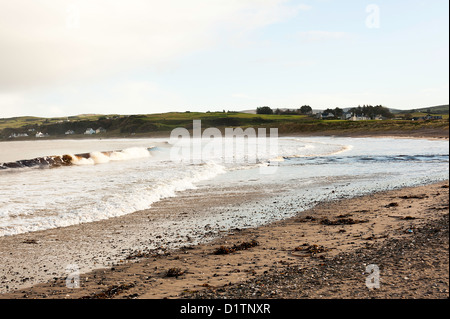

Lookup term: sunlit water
[0,136,448,237]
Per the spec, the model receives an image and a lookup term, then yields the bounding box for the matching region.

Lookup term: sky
[0,0,448,118]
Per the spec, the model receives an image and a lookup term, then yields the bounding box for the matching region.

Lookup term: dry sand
[1,180,448,299]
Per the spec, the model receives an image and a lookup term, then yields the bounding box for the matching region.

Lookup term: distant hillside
[392,105,449,115]
[414,105,449,114]
[240,108,323,114]
[0,110,448,141]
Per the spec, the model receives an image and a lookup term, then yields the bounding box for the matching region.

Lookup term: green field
[396,112,449,120]
[0,110,448,140]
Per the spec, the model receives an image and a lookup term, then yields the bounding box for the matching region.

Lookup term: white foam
[0,162,226,236]
[70,147,151,165]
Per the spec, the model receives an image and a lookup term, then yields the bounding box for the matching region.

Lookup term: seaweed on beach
[22,239,38,244]
[399,195,428,199]
[319,217,368,225]
[125,247,170,260]
[386,202,400,208]
[81,283,135,299]
[293,244,330,256]
[213,239,259,255]
[297,215,316,223]
[165,268,185,278]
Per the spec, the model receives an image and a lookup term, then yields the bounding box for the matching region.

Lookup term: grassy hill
[0,110,448,140]
[413,105,449,115]
[391,105,449,115]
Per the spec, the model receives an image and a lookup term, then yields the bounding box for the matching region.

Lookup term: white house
[9,133,28,138]
[35,132,48,138]
[350,115,369,121]
[84,128,96,135]
[341,112,353,120]
[316,112,335,119]
[96,127,106,134]
[65,130,75,135]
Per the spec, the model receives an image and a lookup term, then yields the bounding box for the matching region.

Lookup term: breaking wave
[0,162,226,236]
[0,147,154,170]
[283,144,354,159]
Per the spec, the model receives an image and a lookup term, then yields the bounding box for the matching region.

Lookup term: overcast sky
[0,0,448,118]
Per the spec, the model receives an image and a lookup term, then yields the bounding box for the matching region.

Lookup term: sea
[0,136,448,238]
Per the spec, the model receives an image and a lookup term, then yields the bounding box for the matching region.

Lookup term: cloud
[0,93,27,118]
[0,0,306,93]
[297,30,350,42]
[231,93,254,99]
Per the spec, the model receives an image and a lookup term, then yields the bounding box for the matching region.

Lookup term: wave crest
[0,147,153,170]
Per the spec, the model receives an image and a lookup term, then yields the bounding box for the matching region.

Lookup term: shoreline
[1,180,448,299]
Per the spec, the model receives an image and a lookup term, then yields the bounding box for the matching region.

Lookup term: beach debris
[165,268,185,278]
[81,283,135,299]
[440,185,449,189]
[388,215,417,220]
[297,216,316,223]
[292,244,330,257]
[337,213,353,218]
[126,250,147,260]
[22,239,38,244]
[126,247,170,260]
[320,217,368,226]
[399,195,428,199]
[386,202,399,208]
[212,239,259,255]
[364,234,376,240]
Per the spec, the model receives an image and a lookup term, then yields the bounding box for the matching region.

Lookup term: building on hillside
[9,133,29,138]
[316,112,335,119]
[84,128,96,135]
[350,115,369,121]
[374,115,386,120]
[35,132,48,138]
[341,112,353,120]
[412,115,443,121]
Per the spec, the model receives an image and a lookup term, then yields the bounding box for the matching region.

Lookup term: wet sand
[1,180,448,299]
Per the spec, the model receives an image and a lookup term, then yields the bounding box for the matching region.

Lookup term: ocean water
[0,136,448,237]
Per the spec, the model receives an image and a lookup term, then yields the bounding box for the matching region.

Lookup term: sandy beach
[1,179,448,299]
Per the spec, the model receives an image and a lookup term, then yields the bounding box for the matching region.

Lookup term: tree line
[257,105,393,119]
[257,105,313,115]
[348,105,393,119]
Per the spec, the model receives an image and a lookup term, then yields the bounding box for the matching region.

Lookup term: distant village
[259,105,444,122]
[315,111,443,121]
[315,111,384,121]
[8,127,107,139]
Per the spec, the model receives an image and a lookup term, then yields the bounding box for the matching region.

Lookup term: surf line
[0,147,154,170]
